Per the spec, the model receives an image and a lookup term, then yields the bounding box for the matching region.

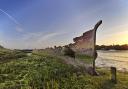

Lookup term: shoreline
[96,50,128,72]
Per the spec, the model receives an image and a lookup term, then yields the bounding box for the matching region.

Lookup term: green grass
[76,54,93,64]
[0,49,128,89]
[0,49,27,63]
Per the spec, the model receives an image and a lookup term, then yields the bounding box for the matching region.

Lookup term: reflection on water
[96,50,128,71]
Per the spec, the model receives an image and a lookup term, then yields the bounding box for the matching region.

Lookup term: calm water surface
[96,50,128,71]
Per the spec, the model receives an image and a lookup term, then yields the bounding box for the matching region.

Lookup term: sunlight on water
[96,50,128,71]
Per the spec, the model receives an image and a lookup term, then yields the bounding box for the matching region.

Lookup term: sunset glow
[97,23,128,45]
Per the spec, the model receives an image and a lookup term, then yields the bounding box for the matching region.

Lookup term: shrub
[0,45,4,48]
[63,46,75,58]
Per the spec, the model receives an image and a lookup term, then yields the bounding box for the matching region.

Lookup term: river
[96,50,128,71]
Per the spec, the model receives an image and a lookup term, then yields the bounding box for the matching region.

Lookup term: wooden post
[93,20,102,74]
[111,67,117,83]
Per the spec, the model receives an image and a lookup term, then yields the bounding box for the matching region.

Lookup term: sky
[0,0,128,49]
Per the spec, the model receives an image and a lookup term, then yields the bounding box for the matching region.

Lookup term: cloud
[0,9,20,25]
[15,26,24,32]
[0,9,24,33]
[18,31,67,49]
[38,32,66,41]
[22,31,66,41]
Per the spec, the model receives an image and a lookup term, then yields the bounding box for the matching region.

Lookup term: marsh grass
[0,49,128,89]
[76,54,93,64]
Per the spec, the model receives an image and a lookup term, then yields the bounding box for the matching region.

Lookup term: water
[96,50,128,71]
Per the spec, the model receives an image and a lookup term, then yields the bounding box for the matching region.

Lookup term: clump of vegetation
[0,48,27,62]
[63,46,75,58]
[0,45,4,49]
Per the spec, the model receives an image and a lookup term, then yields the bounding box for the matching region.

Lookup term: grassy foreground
[0,49,128,89]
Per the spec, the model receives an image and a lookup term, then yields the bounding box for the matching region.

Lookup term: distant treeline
[96,44,128,50]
